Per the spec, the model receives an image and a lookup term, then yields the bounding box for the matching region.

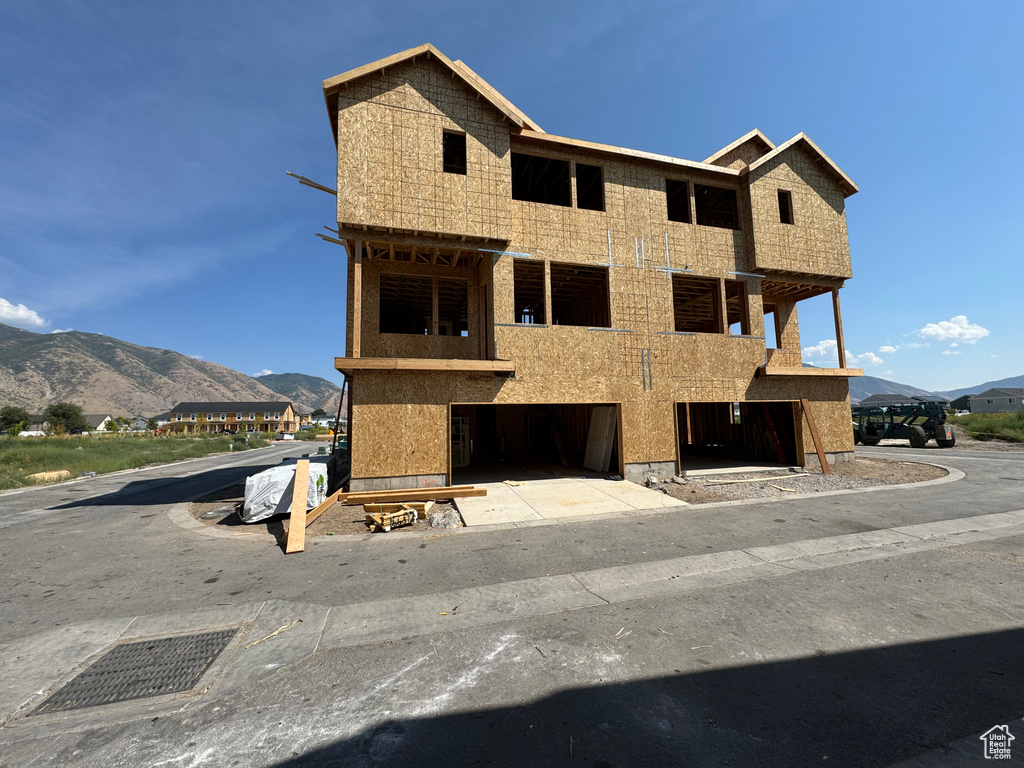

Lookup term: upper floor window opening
[379,273,433,335]
[575,163,605,211]
[694,184,739,230]
[550,262,610,328]
[666,179,691,223]
[511,153,571,207]
[672,275,723,334]
[513,259,546,324]
[725,279,750,335]
[438,278,469,337]
[442,131,467,175]
[778,189,794,224]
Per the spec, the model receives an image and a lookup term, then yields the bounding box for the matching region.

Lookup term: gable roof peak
[322,44,543,133]
[704,129,775,167]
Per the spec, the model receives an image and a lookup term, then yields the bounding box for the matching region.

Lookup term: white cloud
[188,354,204,360]
[0,297,47,329]
[941,349,962,356]
[879,345,897,354]
[50,328,73,334]
[949,342,958,348]
[254,369,273,376]
[803,339,838,358]
[918,315,989,344]
[846,351,884,367]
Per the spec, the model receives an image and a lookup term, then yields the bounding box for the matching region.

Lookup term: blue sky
[1,0,1020,392]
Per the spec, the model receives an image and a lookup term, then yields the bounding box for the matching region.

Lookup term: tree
[146,418,158,431]
[196,413,208,434]
[311,408,328,419]
[0,405,31,435]
[43,402,90,434]
[106,417,120,435]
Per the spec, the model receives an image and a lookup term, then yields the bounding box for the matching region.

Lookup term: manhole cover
[32,628,237,715]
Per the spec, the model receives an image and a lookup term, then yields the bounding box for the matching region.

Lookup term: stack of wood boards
[364,501,434,532]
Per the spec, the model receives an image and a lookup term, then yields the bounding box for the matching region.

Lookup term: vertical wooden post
[717,278,728,334]
[284,459,310,554]
[832,288,846,369]
[543,258,552,326]
[431,276,439,336]
[800,399,830,474]
[352,239,363,358]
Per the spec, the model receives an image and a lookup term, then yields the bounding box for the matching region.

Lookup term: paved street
[0,446,1022,766]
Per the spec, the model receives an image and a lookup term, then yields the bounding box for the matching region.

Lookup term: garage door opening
[677,401,801,472]
[451,404,621,484]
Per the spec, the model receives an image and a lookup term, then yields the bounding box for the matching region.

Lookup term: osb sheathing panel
[360,258,482,360]
[748,143,852,278]
[335,57,512,240]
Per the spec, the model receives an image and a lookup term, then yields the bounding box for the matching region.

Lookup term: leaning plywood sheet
[583,406,617,472]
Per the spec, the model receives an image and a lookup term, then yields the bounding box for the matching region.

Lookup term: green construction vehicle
[852,401,956,448]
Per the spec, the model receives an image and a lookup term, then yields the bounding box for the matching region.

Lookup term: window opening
[694,184,739,229]
[511,153,571,207]
[513,260,546,324]
[575,163,604,211]
[379,273,432,335]
[438,278,469,337]
[550,262,610,328]
[778,189,794,224]
[762,303,782,348]
[672,275,723,333]
[725,280,750,335]
[442,131,467,175]
[666,179,691,223]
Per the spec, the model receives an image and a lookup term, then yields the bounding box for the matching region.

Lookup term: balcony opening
[511,153,571,207]
[725,279,750,335]
[575,163,604,211]
[666,179,691,223]
[762,302,782,348]
[695,184,739,229]
[442,131,467,175]
[379,273,432,335]
[672,275,723,333]
[438,278,469,337]
[551,262,610,328]
[513,259,546,324]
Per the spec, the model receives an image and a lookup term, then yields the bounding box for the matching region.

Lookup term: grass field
[0,434,271,490]
[949,412,1024,443]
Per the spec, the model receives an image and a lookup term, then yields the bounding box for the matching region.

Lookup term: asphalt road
[0,444,1021,767]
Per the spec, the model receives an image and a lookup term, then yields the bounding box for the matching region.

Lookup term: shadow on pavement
[273,628,1023,768]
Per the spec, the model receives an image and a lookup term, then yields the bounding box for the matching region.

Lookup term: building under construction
[320,44,862,491]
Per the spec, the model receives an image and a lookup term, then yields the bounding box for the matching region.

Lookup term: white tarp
[242,460,328,523]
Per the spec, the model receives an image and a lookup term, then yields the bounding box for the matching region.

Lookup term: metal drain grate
[32,628,237,715]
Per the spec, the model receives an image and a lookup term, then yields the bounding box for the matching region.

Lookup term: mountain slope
[0,323,287,415]
[936,375,1024,400]
[256,373,346,416]
[847,375,936,403]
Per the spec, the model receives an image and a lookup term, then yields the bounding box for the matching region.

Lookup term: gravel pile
[660,458,947,503]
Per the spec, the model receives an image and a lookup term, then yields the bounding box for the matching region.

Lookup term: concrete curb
[170,460,966,545]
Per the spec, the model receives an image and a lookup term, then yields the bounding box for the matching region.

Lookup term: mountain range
[0,323,344,416]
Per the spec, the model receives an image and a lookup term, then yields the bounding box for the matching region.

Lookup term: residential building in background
[168,402,297,433]
[969,388,1024,414]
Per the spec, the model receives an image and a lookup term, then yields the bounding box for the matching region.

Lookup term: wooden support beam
[284,459,310,554]
[832,288,846,369]
[353,239,363,358]
[338,486,486,505]
[800,399,830,474]
[335,357,515,373]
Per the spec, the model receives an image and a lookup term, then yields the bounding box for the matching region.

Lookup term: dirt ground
[189,484,461,537]
[662,457,947,504]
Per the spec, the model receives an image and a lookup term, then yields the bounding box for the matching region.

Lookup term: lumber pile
[282,475,484,553]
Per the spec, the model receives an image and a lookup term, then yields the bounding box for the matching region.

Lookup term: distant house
[168,402,298,433]
[84,414,113,432]
[153,412,171,427]
[21,415,48,437]
[969,388,1024,414]
[950,394,973,413]
[130,416,150,431]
